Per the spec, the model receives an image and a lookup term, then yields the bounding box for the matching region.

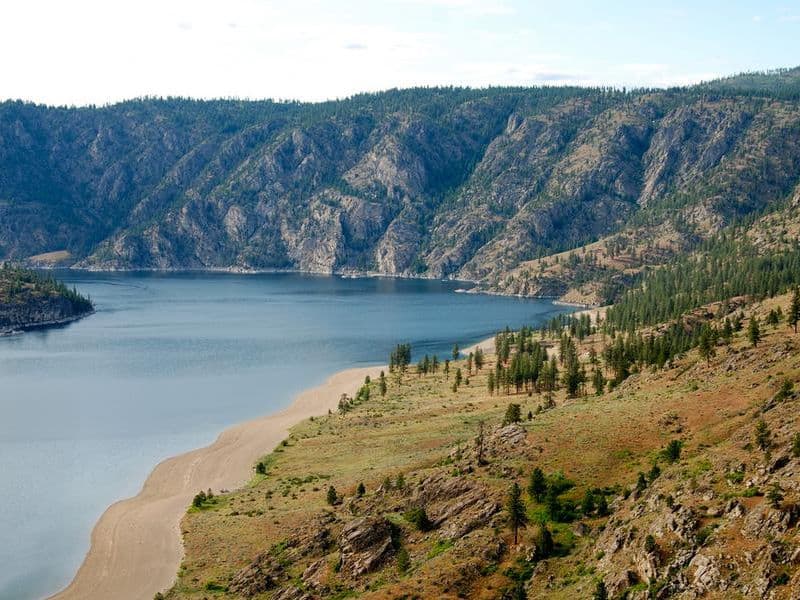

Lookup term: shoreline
[47,330,547,599]
[50,365,383,600]
[0,309,95,337]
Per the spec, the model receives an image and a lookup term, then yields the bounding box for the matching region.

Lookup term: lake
[0,271,564,599]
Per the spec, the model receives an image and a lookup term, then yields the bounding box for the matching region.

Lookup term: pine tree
[452,343,460,360]
[592,367,606,396]
[791,286,800,334]
[748,316,761,347]
[506,482,528,545]
[326,485,338,505]
[503,403,522,425]
[698,324,715,364]
[592,579,608,600]
[767,482,784,508]
[379,371,387,397]
[474,347,484,370]
[755,419,771,452]
[528,467,547,502]
[475,420,487,465]
[532,521,554,558]
[356,482,365,497]
[487,370,496,395]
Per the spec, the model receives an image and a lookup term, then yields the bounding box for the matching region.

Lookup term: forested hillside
[0,265,93,333]
[2,68,800,290]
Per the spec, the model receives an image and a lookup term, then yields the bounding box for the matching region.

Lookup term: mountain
[1,69,800,293]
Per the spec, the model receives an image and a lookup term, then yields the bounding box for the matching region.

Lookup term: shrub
[396,547,410,573]
[326,485,338,506]
[404,506,433,531]
[663,439,682,462]
[503,403,522,425]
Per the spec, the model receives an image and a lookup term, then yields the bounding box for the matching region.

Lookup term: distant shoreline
[0,309,94,337]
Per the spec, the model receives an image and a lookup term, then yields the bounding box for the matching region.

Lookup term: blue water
[0,271,564,599]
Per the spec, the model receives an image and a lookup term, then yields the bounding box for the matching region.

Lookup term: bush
[532,522,554,559]
[503,403,522,425]
[326,485,338,506]
[404,506,433,531]
[396,546,410,572]
[663,439,682,462]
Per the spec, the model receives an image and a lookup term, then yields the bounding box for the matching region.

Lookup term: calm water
[0,271,563,599]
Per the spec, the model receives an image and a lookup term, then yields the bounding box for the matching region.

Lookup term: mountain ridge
[2,68,800,295]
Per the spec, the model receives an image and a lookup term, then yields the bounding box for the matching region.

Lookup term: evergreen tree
[487,370,496,395]
[767,482,784,508]
[474,347,484,370]
[791,286,800,334]
[755,419,771,452]
[503,403,522,425]
[596,494,609,516]
[664,439,682,462]
[326,485,338,505]
[452,343,460,360]
[475,420,487,465]
[748,316,761,347]
[581,489,595,515]
[592,580,608,600]
[506,482,528,545]
[592,367,606,396]
[532,521,554,558]
[528,467,547,502]
[356,482,365,497]
[698,323,715,364]
[379,370,387,397]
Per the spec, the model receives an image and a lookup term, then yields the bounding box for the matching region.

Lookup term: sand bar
[51,365,382,600]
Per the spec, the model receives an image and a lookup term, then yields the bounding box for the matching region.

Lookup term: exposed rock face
[1,73,799,287]
[229,553,285,597]
[338,516,394,577]
[0,295,88,333]
[0,267,93,333]
[409,472,501,540]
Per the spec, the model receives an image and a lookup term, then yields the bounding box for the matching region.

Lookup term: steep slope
[0,71,799,285]
[162,290,800,600]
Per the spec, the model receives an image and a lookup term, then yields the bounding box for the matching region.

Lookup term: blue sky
[1,0,798,105]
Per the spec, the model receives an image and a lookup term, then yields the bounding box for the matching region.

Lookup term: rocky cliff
[1,69,799,289]
[0,266,93,333]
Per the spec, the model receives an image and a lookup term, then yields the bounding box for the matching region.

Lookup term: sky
[1,0,798,106]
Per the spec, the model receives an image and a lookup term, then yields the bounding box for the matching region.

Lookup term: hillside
[0,265,93,333]
[160,288,800,600]
[1,69,800,291]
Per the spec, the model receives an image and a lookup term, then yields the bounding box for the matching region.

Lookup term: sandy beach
[50,365,382,600]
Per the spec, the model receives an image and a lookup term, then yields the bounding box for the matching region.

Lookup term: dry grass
[167,292,800,599]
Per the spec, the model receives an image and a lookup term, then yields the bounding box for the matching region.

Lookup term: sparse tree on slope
[506,482,528,545]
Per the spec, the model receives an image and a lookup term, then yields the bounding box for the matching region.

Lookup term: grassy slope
[165,289,800,599]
